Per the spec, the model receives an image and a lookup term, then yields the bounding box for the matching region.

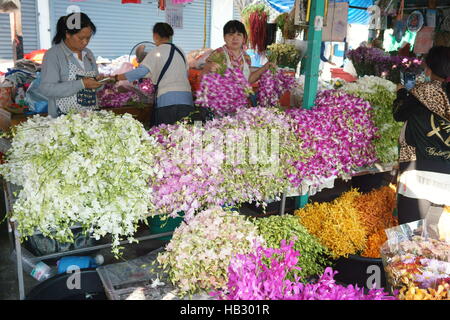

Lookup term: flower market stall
[1,0,450,302]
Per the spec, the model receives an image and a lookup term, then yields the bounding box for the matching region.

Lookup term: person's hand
[82,77,102,89]
[263,62,276,70]
[95,74,109,81]
[208,62,220,73]
[397,83,405,91]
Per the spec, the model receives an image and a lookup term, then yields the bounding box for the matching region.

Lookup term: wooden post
[302,0,325,110]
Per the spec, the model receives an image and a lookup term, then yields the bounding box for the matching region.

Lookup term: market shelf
[3,180,172,300]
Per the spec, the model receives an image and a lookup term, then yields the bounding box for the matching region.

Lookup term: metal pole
[279,192,287,215]
[295,0,325,210]
[14,222,25,300]
[302,0,325,110]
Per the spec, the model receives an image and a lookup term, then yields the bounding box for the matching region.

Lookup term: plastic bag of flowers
[252,215,330,281]
[381,220,450,300]
[155,206,264,297]
[211,240,395,300]
[0,111,162,257]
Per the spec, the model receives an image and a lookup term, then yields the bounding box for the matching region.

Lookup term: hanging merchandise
[407,10,424,33]
[275,10,302,40]
[322,0,349,42]
[293,0,309,26]
[0,0,20,11]
[441,9,450,32]
[242,4,269,54]
[426,9,437,28]
[166,1,184,29]
[158,0,166,10]
[171,0,194,3]
[393,0,406,42]
[414,26,434,55]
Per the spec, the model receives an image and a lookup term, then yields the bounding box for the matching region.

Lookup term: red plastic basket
[331,68,357,82]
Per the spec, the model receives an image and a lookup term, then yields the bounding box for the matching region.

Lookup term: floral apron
[56,59,98,115]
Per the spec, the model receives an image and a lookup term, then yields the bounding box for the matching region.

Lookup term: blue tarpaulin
[348,0,373,24]
[265,0,295,13]
[265,0,373,24]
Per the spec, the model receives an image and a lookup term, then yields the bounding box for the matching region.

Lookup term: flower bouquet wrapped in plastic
[381,216,450,300]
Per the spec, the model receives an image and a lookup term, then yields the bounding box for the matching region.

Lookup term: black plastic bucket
[333,255,387,291]
[25,269,107,300]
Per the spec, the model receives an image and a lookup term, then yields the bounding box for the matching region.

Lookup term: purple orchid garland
[195,68,253,117]
[286,90,378,186]
[258,69,296,108]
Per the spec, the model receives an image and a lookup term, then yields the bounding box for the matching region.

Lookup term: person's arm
[248,62,276,84]
[115,65,150,82]
[392,86,413,122]
[320,42,328,63]
[39,50,89,98]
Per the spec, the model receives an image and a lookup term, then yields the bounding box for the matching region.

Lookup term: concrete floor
[0,173,389,300]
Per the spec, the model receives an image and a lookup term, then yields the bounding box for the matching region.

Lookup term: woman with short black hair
[203,20,274,84]
[393,46,450,224]
[40,12,103,117]
[114,22,193,126]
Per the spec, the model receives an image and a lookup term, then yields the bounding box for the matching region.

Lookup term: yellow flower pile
[398,277,450,300]
[357,185,398,258]
[295,189,368,259]
[295,186,399,259]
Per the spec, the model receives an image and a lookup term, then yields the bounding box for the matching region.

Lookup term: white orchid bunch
[0,111,163,256]
[342,76,396,95]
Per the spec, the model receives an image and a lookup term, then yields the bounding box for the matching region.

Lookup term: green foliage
[253,215,331,281]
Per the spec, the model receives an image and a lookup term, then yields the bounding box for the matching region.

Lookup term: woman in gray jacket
[39,12,103,117]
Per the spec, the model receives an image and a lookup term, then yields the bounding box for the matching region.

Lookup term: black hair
[52,12,96,45]
[425,46,450,79]
[223,20,247,39]
[153,22,174,39]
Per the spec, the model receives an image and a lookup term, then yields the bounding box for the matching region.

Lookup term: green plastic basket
[148,212,184,241]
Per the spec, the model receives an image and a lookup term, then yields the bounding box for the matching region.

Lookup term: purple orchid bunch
[137,78,155,95]
[195,68,253,117]
[286,90,378,187]
[147,107,307,219]
[212,240,395,300]
[347,46,387,77]
[147,123,226,220]
[97,78,155,108]
[97,83,141,108]
[390,56,423,75]
[258,68,296,108]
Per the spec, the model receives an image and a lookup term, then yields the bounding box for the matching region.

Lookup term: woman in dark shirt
[392,46,450,224]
